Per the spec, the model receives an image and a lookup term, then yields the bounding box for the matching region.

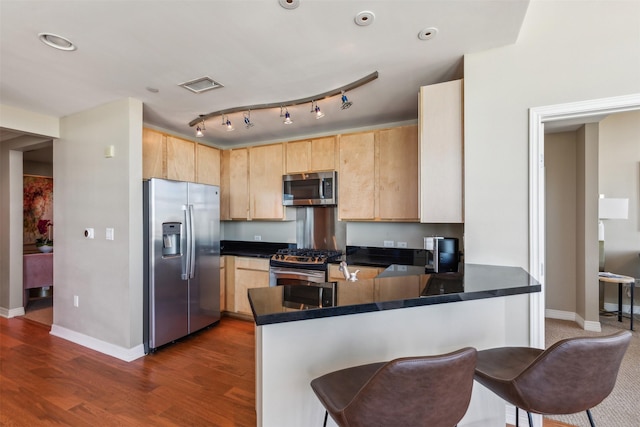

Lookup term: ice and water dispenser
[162,222,181,257]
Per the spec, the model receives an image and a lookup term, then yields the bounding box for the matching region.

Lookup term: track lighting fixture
[221,114,234,132]
[310,101,325,119]
[188,71,378,130]
[340,91,352,110]
[195,117,205,137]
[283,108,293,125]
[243,111,254,129]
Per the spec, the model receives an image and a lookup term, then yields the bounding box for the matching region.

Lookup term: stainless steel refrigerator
[143,178,220,353]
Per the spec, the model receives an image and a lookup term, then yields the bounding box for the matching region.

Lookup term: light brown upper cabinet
[377,126,419,221]
[338,125,418,221]
[143,128,221,186]
[228,148,249,220]
[285,136,337,173]
[142,128,165,180]
[338,131,376,220]
[166,135,196,182]
[220,150,231,220]
[221,144,285,221]
[196,143,221,186]
[249,143,284,220]
[419,79,464,223]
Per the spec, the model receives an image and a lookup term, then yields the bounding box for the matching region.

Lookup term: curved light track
[188,71,378,127]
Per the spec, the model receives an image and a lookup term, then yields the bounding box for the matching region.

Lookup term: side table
[599,272,636,330]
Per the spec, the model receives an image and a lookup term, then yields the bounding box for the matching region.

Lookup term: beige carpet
[545,316,640,426]
[22,297,53,326]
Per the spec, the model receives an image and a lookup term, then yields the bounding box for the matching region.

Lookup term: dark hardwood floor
[0,316,256,426]
[1,315,575,427]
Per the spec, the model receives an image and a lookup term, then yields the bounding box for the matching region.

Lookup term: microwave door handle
[318,179,324,198]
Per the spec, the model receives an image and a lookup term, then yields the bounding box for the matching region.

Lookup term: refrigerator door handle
[182,205,190,280]
[188,204,196,279]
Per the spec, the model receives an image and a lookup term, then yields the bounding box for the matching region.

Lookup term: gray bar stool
[474,331,631,427]
[310,347,477,427]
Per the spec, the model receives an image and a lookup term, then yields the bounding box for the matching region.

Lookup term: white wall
[464,0,640,269]
[52,98,143,352]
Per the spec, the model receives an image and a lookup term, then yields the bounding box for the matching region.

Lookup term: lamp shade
[598,198,629,220]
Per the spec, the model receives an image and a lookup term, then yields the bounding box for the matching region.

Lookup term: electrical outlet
[254,235,262,241]
[74,295,79,307]
[383,240,394,247]
[397,241,407,248]
[106,228,114,240]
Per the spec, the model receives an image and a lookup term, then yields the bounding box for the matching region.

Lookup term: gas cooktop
[270,248,343,266]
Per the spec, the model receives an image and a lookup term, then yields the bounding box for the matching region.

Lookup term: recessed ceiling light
[179,77,224,94]
[38,33,77,51]
[279,0,300,10]
[355,11,375,26]
[418,27,439,41]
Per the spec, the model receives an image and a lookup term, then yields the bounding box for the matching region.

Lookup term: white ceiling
[0,0,531,148]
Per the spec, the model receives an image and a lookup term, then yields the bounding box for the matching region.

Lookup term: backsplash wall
[222,220,464,251]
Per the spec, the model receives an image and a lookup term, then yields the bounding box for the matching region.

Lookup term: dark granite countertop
[248,264,541,326]
[220,240,295,258]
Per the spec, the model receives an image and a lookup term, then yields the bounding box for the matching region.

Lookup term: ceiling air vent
[179,76,224,94]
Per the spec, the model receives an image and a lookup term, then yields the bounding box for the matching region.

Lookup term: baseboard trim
[50,324,145,362]
[0,306,26,318]
[545,309,601,332]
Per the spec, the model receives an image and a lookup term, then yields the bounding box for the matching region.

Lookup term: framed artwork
[23,175,53,245]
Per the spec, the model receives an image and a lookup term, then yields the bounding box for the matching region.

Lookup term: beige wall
[464,0,640,270]
[53,98,143,349]
[545,131,578,313]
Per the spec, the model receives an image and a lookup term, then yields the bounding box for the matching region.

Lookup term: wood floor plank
[2,315,574,427]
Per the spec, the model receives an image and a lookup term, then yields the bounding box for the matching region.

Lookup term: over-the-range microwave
[282,171,337,206]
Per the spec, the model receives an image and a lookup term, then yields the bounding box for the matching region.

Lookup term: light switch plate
[383,240,394,247]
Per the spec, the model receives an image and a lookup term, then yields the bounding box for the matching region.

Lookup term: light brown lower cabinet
[227,256,270,316]
[327,264,383,281]
[220,256,226,312]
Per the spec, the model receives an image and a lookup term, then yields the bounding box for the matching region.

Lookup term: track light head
[283,109,293,125]
[341,92,352,110]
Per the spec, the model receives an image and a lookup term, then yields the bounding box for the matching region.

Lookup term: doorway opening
[529,93,640,348]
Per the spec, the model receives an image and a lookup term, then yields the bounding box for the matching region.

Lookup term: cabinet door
[310,136,336,172]
[220,150,231,220]
[285,140,310,174]
[229,148,249,219]
[249,144,284,220]
[142,128,165,179]
[420,79,463,223]
[166,136,195,182]
[338,132,375,220]
[378,125,419,220]
[220,256,226,312]
[196,144,220,185]
[234,257,269,316]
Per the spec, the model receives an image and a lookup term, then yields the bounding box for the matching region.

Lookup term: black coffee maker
[424,237,459,273]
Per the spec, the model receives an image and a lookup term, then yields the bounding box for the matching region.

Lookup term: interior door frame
[528,93,640,348]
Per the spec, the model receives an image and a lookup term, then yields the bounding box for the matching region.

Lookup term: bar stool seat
[310,347,477,427]
[474,331,631,427]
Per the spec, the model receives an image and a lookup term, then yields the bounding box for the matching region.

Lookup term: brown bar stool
[474,331,631,427]
[310,347,477,427]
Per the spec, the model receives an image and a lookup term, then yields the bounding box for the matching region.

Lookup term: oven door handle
[270,269,325,279]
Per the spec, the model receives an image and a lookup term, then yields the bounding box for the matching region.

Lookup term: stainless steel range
[269,248,342,286]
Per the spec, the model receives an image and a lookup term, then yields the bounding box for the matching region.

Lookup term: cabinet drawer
[235,257,269,271]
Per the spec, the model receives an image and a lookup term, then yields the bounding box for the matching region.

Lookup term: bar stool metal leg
[586,409,596,427]
[323,410,328,427]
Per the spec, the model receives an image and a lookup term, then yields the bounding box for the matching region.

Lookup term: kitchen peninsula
[248,264,540,427]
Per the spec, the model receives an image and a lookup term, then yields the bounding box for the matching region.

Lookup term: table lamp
[598,195,629,271]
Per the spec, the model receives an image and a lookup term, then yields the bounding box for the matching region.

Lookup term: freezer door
[188,183,221,332]
[146,178,189,349]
